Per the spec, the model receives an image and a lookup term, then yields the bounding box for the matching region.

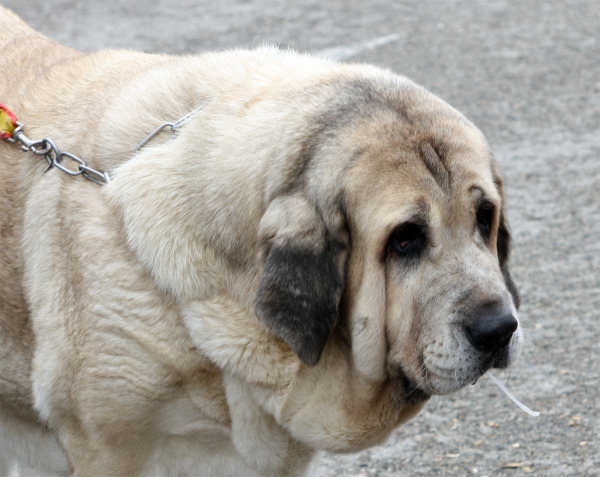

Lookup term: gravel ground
[4,1,598,475]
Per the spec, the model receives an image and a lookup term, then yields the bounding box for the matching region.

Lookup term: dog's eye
[477,202,495,239]
[389,223,426,258]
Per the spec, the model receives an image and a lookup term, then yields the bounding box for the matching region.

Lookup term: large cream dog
[0,7,522,476]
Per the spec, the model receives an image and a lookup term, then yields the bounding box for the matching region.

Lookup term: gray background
[4,0,598,475]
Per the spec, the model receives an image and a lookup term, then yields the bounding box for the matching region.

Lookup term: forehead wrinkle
[419,142,451,195]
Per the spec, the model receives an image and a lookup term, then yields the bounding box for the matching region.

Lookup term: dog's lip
[424,366,458,380]
[389,365,431,405]
[422,364,488,394]
[491,344,512,369]
[421,345,513,394]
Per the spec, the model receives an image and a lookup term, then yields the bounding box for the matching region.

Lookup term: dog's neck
[101,57,353,305]
[105,117,264,304]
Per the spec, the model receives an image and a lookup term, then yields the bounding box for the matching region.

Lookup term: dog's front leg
[181,298,316,475]
[224,373,291,476]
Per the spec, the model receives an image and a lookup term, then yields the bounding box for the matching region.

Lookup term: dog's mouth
[420,364,485,395]
[491,342,512,369]
[390,326,519,399]
[421,345,514,395]
[389,365,431,406]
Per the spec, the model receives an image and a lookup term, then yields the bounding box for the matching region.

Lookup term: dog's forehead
[343,120,499,235]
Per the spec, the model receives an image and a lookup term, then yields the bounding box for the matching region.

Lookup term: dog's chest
[144,401,258,477]
[142,433,263,477]
[143,381,315,477]
[142,389,263,477]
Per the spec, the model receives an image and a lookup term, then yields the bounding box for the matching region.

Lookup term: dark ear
[255,196,347,367]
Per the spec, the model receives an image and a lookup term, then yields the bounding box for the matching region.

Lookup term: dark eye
[477,202,495,239]
[389,222,426,258]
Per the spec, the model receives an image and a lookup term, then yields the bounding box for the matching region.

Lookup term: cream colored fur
[0,7,521,476]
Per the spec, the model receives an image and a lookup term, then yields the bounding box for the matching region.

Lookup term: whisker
[517,326,546,339]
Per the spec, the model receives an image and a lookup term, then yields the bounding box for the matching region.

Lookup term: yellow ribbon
[0,105,17,139]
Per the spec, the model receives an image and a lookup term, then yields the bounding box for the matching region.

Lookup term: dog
[0,7,521,476]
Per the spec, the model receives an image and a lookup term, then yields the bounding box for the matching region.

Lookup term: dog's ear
[255,195,348,367]
[493,167,520,309]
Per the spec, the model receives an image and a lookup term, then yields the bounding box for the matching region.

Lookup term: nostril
[466,313,518,353]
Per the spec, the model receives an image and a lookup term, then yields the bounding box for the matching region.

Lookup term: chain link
[7,121,111,185]
[6,106,204,186]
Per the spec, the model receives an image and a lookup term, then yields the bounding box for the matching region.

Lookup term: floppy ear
[255,195,347,367]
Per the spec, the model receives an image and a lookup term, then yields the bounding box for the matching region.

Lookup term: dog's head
[255,73,521,401]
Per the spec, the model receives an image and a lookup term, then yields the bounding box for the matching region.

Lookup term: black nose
[465,309,518,353]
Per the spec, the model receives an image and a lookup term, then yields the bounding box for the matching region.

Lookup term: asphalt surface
[4,1,599,476]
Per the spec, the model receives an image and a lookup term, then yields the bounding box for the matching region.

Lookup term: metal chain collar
[5,106,203,186]
[8,121,111,186]
[135,105,204,152]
